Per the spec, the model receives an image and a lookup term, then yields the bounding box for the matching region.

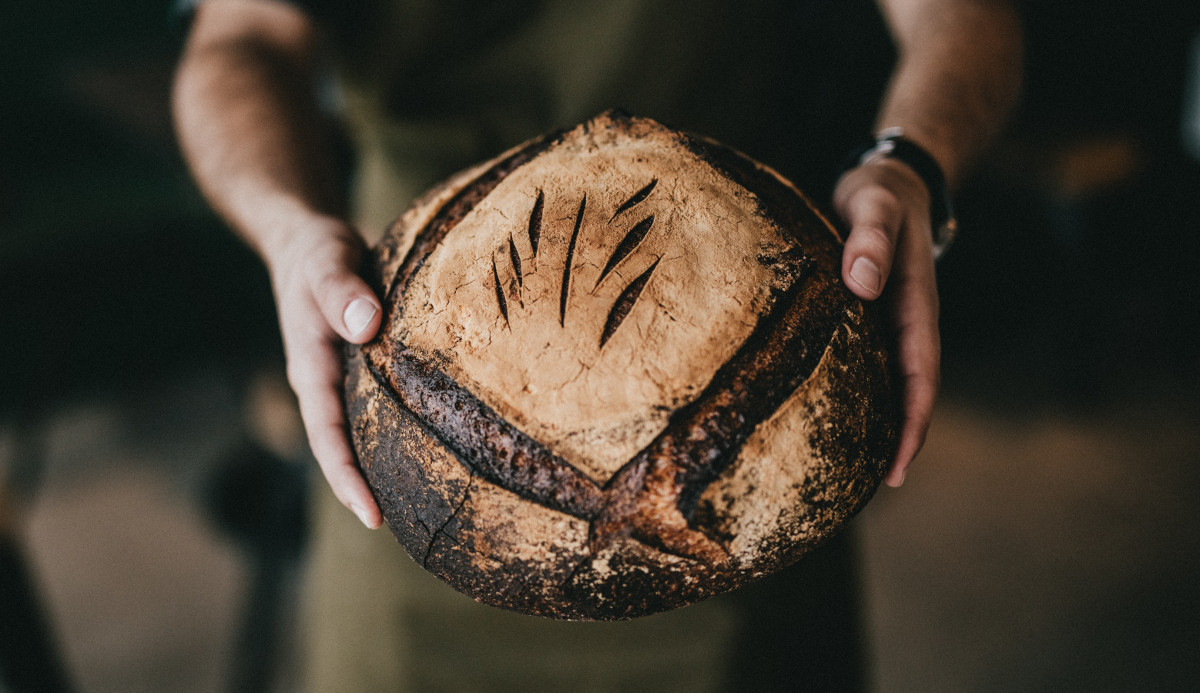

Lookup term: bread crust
[345,111,898,620]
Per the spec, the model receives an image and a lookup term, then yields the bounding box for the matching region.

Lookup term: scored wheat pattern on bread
[490,180,662,348]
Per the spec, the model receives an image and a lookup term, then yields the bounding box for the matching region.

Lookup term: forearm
[173,4,384,527]
[875,0,1024,188]
[172,2,344,267]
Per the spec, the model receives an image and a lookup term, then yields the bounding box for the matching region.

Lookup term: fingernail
[344,298,378,337]
[350,503,374,529]
[850,257,882,295]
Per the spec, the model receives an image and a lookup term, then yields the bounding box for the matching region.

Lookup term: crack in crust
[425,475,474,568]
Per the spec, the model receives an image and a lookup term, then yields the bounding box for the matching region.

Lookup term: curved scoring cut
[600,256,659,349]
[366,240,844,566]
[610,178,658,221]
[595,214,655,291]
[559,194,586,327]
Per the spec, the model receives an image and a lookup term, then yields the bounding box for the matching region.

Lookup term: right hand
[267,216,384,528]
[833,156,941,488]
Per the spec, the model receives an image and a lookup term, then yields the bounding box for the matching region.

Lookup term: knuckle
[307,259,346,298]
[856,223,895,253]
[865,184,903,212]
[847,225,897,268]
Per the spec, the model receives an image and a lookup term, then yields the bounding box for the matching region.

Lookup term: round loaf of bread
[344,111,899,620]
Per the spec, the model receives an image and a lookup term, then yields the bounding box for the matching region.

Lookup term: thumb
[839,185,904,301]
[311,267,382,343]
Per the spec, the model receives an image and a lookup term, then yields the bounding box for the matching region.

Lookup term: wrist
[841,129,957,258]
[238,194,349,273]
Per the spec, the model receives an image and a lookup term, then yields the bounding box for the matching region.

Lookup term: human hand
[267,216,385,528]
[833,157,941,487]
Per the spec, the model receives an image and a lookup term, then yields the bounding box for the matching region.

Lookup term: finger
[305,255,382,344]
[887,349,939,487]
[285,330,384,528]
[884,243,940,487]
[839,185,904,300]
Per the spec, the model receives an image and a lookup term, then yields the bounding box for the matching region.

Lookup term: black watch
[844,127,957,258]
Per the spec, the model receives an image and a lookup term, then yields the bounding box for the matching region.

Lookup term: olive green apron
[302,1,876,689]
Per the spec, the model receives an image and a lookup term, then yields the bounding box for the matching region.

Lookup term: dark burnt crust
[366,347,606,519]
[348,338,735,620]
[346,346,468,554]
[586,262,848,563]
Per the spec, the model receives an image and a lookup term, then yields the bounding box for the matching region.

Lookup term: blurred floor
[859,393,1200,692]
[22,469,243,693]
[3,370,307,693]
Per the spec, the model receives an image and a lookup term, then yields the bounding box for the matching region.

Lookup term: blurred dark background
[2,1,1199,691]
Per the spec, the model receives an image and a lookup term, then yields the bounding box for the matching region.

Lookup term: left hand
[266,214,385,528]
[833,157,941,487]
